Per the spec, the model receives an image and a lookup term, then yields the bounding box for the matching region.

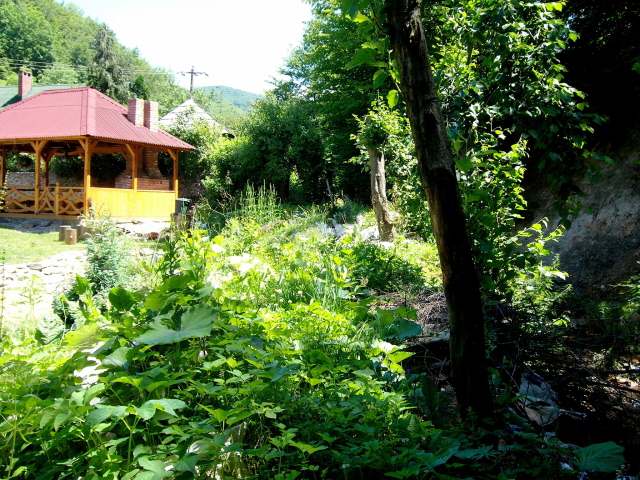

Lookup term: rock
[359,226,379,241]
[518,372,560,427]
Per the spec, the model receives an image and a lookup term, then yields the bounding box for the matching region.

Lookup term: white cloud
[67,0,311,93]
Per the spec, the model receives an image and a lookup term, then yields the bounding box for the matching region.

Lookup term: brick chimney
[127,98,144,126]
[144,100,159,132]
[18,71,33,98]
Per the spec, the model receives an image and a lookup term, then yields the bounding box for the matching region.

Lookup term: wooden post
[132,146,139,192]
[0,149,4,189]
[44,152,52,188]
[124,143,138,191]
[34,143,40,214]
[169,149,179,198]
[31,140,47,214]
[54,182,60,215]
[81,139,93,215]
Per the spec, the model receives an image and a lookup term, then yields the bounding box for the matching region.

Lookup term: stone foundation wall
[4,171,81,188]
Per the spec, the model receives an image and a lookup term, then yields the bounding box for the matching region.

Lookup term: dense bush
[0,206,621,479]
[166,117,226,198]
[205,85,326,203]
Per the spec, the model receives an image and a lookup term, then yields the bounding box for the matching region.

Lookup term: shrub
[83,215,130,296]
[344,241,431,294]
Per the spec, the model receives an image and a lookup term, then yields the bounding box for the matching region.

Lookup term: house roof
[160,98,232,135]
[0,84,77,109]
[0,87,193,150]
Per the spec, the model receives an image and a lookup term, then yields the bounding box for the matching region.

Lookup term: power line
[178,66,208,95]
[1,57,178,77]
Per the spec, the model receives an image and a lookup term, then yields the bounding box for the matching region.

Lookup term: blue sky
[65,0,312,93]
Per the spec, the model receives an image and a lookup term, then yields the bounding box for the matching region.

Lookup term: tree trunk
[384,0,492,416]
[368,147,395,241]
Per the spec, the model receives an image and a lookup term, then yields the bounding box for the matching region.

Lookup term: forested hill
[198,85,261,111]
[0,0,251,126]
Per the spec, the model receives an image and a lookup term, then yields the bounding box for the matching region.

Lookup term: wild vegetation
[0,0,638,478]
[0,191,627,478]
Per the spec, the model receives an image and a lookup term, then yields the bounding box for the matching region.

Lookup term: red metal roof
[0,87,193,150]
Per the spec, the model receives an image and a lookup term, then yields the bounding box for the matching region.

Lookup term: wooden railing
[4,187,35,214]
[3,185,84,216]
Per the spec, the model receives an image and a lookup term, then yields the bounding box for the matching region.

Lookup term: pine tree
[87,25,131,103]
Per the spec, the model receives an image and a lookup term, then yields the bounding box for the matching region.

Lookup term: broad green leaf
[53,412,69,430]
[135,305,216,345]
[347,48,378,69]
[135,399,186,420]
[455,445,493,460]
[386,318,422,340]
[388,350,414,364]
[102,347,131,368]
[138,456,171,479]
[386,464,421,479]
[353,12,369,23]
[135,403,157,421]
[109,287,137,311]
[290,441,328,455]
[87,405,127,426]
[455,156,473,172]
[387,89,399,108]
[174,455,198,473]
[373,69,388,89]
[575,442,624,473]
[63,323,100,348]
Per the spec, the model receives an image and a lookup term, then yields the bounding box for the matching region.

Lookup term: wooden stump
[64,228,78,245]
[59,225,71,241]
[77,225,88,240]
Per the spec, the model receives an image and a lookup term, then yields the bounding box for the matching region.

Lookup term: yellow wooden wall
[88,187,176,219]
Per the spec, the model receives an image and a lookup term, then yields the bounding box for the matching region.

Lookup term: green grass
[0,227,85,264]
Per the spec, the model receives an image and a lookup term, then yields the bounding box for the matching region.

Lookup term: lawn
[0,227,85,264]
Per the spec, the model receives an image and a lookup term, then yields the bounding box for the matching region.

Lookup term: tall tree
[87,25,131,103]
[0,0,55,76]
[355,101,400,241]
[384,0,492,415]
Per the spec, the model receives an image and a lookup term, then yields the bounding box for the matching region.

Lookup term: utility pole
[179,66,208,96]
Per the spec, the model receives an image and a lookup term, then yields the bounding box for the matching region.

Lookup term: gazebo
[0,83,193,219]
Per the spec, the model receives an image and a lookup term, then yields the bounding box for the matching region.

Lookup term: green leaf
[109,287,137,311]
[135,305,216,345]
[347,48,378,69]
[138,456,171,479]
[387,89,399,108]
[386,464,421,479]
[455,445,493,460]
[135,399,186,420]
[87,405,127,426]
[373,69,388,89]
[388,350,414,363]
[455,156,473,172]
[386,318,422,340]
[290,441,328,455]
[102,347,131,368]
[174,455,198,473]
[353,12,369,23]
[575,442,624,473]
